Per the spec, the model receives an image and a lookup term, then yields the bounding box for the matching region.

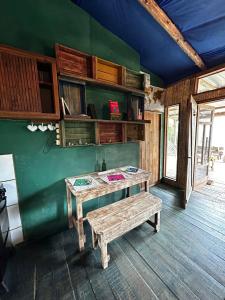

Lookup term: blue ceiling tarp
[156,0,225,68]
[73,0,225,85]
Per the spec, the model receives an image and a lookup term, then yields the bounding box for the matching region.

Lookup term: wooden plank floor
[195,181,225,207]
[3,184,225,300]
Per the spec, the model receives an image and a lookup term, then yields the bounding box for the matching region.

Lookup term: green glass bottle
[102,159,107,171]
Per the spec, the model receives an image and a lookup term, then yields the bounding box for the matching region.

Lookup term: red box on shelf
[109,100,120,113]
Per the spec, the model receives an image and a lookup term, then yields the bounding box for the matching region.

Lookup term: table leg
[66,186,73,229]
[76,202,86,251]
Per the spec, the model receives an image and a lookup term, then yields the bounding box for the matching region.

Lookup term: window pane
[165,105,179,179]
[197,69,225,93]
[196,123,204,165]
[203,124,210,164]
[199,108,213,123]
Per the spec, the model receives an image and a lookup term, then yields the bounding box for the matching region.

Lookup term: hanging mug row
[27,122,59,132]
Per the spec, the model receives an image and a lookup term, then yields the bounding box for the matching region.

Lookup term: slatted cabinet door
[0,45,60,120]
[0,52,42,113]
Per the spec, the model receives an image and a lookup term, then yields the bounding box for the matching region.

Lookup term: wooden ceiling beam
[215,112,225,116]
[138,0,206,70]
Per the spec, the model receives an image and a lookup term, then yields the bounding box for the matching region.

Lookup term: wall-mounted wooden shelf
[55,44,146,96]
[125,69,145,90]
[63,116,150,124]
[59,72,145,96]
[55,44,92,78]
[126,123,145,141]
[98,122,124,144]
[57,118,148,147]
[92,56,123,85]
[0,43,147,122]
[59,120,96,147]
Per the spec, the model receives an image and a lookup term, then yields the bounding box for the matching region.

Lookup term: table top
[65,166,151,202]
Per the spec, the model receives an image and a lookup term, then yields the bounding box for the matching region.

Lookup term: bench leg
[155,211,160,232]
[147,211,161,232]
[126,187,130,197]
[99,238,110,269]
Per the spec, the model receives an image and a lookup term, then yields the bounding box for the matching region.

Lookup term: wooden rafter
[138,0,206,70]
[215,112,225,116]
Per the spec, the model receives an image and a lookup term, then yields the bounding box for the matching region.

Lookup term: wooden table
[65,167,151,251]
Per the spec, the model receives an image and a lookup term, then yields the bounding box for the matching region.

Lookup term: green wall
[0,120,139,239]
[0,0,163,240]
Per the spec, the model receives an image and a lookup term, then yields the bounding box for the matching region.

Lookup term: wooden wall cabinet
[125,69,145,90]
[59,77,86,116]
[98,122,124,144]
[59,120,96,147]
[55,44,92,78]
[126,123,145,141]
[0,45,60,120]
[127,94,145,121]
[92,57,123,85]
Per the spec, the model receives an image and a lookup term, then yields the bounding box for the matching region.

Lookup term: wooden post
[66,186,73,229]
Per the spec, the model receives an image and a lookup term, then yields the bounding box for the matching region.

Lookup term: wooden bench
[86,191,162,269]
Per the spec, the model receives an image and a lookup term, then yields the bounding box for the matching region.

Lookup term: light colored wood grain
[66,168,150,203]
[65,167,151,252]
[87,191,162,268]
[140,111,160,186]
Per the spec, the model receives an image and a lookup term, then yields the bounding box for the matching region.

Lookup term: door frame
[184,96,198,206]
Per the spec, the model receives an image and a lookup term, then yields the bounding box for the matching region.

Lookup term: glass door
[194,105,214,187]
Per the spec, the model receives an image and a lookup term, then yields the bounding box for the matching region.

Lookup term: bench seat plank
[87,192,162,268]
[87,192,161,235]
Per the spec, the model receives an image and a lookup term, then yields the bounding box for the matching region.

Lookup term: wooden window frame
[195,66,225,95]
